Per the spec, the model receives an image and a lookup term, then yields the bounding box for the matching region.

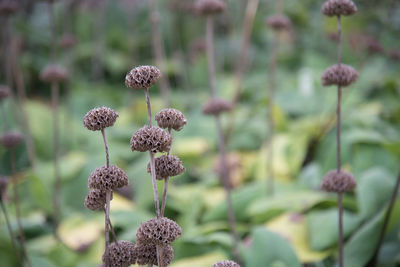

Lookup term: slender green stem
[0,200,22,266]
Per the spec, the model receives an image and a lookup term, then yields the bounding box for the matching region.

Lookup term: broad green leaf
[170,252,228,267]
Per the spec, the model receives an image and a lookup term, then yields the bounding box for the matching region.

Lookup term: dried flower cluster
[322,0,357,16]
[322,170,356,193]
[40,64,69,83]
[195,0,226,16]
[266,14,292,31]
[213,260,241,267]
[102,241,136,267]
[84,189,112,211]
[0,131,23,148]
[130,126,172,153]
[147,155,185,180]
[125,65,161,89]
[155,108,187,131]
[202,98,233,115]
[0,0,19,16]
[321,64,358,87]
[135,243,174,266]
[0,85,10,100]
[83,107,119,131]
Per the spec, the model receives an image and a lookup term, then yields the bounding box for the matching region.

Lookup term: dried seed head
[389,50,400,61]
[84,189,112,211]
[83,106,119,131]
[88,165,129,191]
[213,260,241,267]
[195,0,226,16]
[0,85,10,100]
[321,169,356,193]
[322,0,357,16]
[147,155,185,180]
[0,0,19,16]
[40,64,69,83]
[0,131,23,148]
[155,108,187,131]
[125,65,161,89]
[59,33,77,49]
[102,240,136,267]
[321,64,358,87]
[0,176,9,198]
[202,98,233,116]
[366,37,384,55]
[136,217,182,245]
[134,243,174,266]
[266,14,291,31]
[130,126,172,153]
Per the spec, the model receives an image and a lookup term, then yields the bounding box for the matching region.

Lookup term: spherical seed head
[147,155,185,180]
[155,108,187,131]
[202,98,233,116]
[266,14,291,31]
[322,0,357,16]
[125,65,161,89]
[130,126,172,153]
[0,176,9,198]
[134,243,174,266]
[321,64,358,87]
[102,240,136,267]
[84,189,112,211]
[195,0,226,16]
[88,165,129,191]
[59,33,77,49]
[0,131,23,148]
[136,217,182,245]
[321,170,356,193]
[0,0,19,16]
[213,260,241,267]
[83,106,119,131]
[0,85,10,100]
[40,64,68,83]
[366,37,384,55]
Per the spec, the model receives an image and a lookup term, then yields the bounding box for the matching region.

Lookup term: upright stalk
[91,0,107,81]
[0,200,22,266]
[161,127,172,216]
[101,128,111,267]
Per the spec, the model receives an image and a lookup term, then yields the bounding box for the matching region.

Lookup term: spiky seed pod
[0,176,9,198]
[321,170,356,193]
[321,64,358,87]
[88,165,129,191]
[125,65,161,89]
[102,240,136,267]
[40,64,68,83]
[155,108,187,131]
[130,126,172,153]
[0,0,19,16]
[147,155,185,180]
[83,107,119,131]
[59,33,77,49]
[322,0,357,17]
[136,217,182,245]
[195,0,226,16]
[0,85,10,100]
[266,14,292,31]
[0,131,23,148]
[202,98,233,116]
[134,243,174,266]
[84,189,112,211]
[213,260,241,267]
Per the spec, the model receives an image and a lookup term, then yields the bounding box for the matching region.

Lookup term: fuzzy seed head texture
[134,243,174,266]
[88,165,129,191]
[321,64,358,87]
[83,106,119,131]
[266,14,292,31]
[0,176,9,198]
[213,260,241,267]
[322,0,357,16]
[40,64,69,83]
[84,189,112,211]
[0,85,10,100]
[147,155,185,180]
[0,131,23,148]
[136,217,182,245]
[102,240,136,267]
[202,98,233,116]
[321,169,356,193]
[0,0,19,16]
[195,0,226,16]
[125,65,161,89]
[155,108,187,131]
[130,126,172,153]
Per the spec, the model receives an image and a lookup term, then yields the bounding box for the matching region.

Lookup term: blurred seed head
[134,243,174,266]
[0,176,9,199]
[202,98,233,116]
[322,0,357,17]
[59,33,77,49]
[102,240,136,267]
[321,169,356,193]
[321,64,358,87]
[88,165,129,191]
[147,155,185,180]
[0,131,23,148]
[83,106,119,131]
[266,14,291,31]
[155,108,187,131]
[40,64,69,83]
[213,260,241,267]
[389,50,400,61]
[84,189,112,211]
[194,0,226,16]
[0,0,19,16]
[0,85,10,100]
[136,217,182,245]
[214,153,241,188]
[130,126,172,153]
[125,65,161,89]
[365,37,384,55]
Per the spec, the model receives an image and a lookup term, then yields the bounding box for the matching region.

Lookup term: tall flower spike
[102,240,136,267]
[125,65,161,89]
[40,64,69,83]
[0,85,10,100]
[213,260,241,267]
[155,108,187,131]
[83,107,119,131]
[202,98,233,115]
[322,0,357,17]
[147,155,185,180]
[130,126,172,153]
[88,165,129,191]
[136,217,182,245]
[0,131,23,148]
[84,189,112,211]
[195,0,226,16]
[134,243,174,266]
[266,14,292,31]
[321,64,358,87]
[321,170,356,193]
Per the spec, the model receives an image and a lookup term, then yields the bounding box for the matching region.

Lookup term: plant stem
[149,152,161,218]
[105,190,111,267]
[145,88,152,126]
[101,129,110,168]
[107,210,118,243]
[338,192,343,267]
[1,103,9,131]
[48,1,56,63]
[161,176,169,217]
[91,0,107,81]
[0,200,22,266]
[206,16,216,98]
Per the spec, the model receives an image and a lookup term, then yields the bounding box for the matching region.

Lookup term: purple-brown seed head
[130,126,172,153]
[321,64,358,87]
[136,217,182,245]
[147,155,185,180]
[0,85,10,100]
[321,169,356,193]
[155,108,187,131]
[84,189,112,211]
[322,0,357,17]
[0,0,19,16]
[134,243,174,266]
[83,107,119,131]
[102,240,136,267]
[266,14,291,31]
[213,260,241,267]
[40,64,69,83]
[194,0,226,16]
[88,165,129,191]
[0,131,23,148]
[202,98,233,116]
[125,66,161,89]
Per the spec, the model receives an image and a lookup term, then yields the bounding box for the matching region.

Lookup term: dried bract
[83,107,119,131]
[195,0,226,16]
[0,131,23,148]
[125,65,161,89]
[0,85,10,100]
[136,217,182,245]
[147,155,185,180]
[321,64,358,87]
[321,169,356,193]
[102,240,136,267]
[84,189,112,211]
[155,108,187,131]
[202,98,233,115]
[130,126,172,153]
[88,165,129,191]
[213,260,241,267]
[266,14,291,31]
[322,0,357,16]
[134,243,174,266]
